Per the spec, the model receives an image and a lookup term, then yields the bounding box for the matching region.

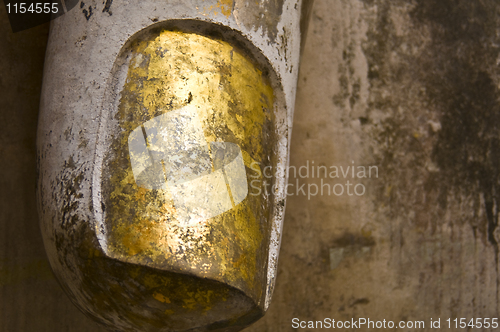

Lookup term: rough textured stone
[36,1,305,330]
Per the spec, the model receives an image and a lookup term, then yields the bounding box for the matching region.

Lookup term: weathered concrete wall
[2,0,500,331]
[246,0,500,330]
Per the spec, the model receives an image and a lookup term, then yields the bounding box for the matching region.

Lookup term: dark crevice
[102,0,113,15]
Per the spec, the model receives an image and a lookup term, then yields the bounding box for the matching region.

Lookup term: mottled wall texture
[2,0,500,331]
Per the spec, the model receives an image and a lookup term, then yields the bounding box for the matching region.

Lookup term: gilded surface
[100,30,275,305]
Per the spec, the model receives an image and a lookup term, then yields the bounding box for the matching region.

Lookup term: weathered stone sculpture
[37,1,312,331]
